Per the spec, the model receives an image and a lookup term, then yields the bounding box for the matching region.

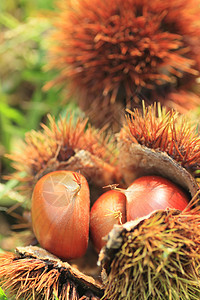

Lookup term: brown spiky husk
[99,199,200,300]
[118,102,200,188]
[0,246,103,300]
[6,113,121,195]
[46,0,200,118]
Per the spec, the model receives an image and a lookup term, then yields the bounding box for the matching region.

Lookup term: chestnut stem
[104,184,126,195]
[105,209,123,225]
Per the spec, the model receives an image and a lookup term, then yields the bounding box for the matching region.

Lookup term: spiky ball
[119,102,200,179]
[47,0,200,116]
[99,206,200,300]
[6,114,120,196]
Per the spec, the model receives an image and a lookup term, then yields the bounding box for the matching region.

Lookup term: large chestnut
[125,175,189,221]
[31,170,90,260]
[90,190,126,252]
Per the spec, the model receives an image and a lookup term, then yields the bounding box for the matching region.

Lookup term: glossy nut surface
[90,190,126,252]
[126,175,189,221]
[31,170,90,259]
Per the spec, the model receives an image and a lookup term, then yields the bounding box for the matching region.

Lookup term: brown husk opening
[97,103,200,299]
[118,141,198,198]
[2,103,200,300]
[99,198,200,300]
[0,246,104,300]
[118,103,200,192]
[5,114,122,198]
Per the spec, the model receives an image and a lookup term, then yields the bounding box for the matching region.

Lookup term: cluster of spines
[102,204,200,300]
[6,113,117,192]
[123,102,200,177]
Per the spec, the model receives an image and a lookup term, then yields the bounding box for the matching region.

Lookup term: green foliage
[0,287,60,300]
[0,0,55,21]
[0,0,67,177]
[0,287,8,300]
[53,294,59,300]
[0,180,25,208]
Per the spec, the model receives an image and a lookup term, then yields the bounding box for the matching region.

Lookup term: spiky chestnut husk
[0,246,103,300]
[45,0,200,125]
[95,102,200,299]
[98,201,200,300]
[118,102,200,195]
[6,113,121,196]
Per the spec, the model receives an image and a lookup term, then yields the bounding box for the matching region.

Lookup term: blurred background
[1,0,60,179]
[0,0,67,262]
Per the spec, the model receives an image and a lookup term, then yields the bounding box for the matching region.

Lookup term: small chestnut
[125,175,189,221]
[90,190,126,252]
[31,170,90,260]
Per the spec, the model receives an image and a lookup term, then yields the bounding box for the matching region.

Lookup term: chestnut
[125,175,189,221]
[90,190,126,252]
[31,170,90,260]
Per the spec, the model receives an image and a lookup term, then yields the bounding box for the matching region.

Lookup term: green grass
[0,287,8,300]
[0,0,68,178]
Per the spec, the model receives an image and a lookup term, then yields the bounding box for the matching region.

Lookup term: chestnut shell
[31,170,90,260]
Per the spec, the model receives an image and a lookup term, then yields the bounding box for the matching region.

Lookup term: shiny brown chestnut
[125,175,189,221]
[31,170,90,260]
[90,190,126,252]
